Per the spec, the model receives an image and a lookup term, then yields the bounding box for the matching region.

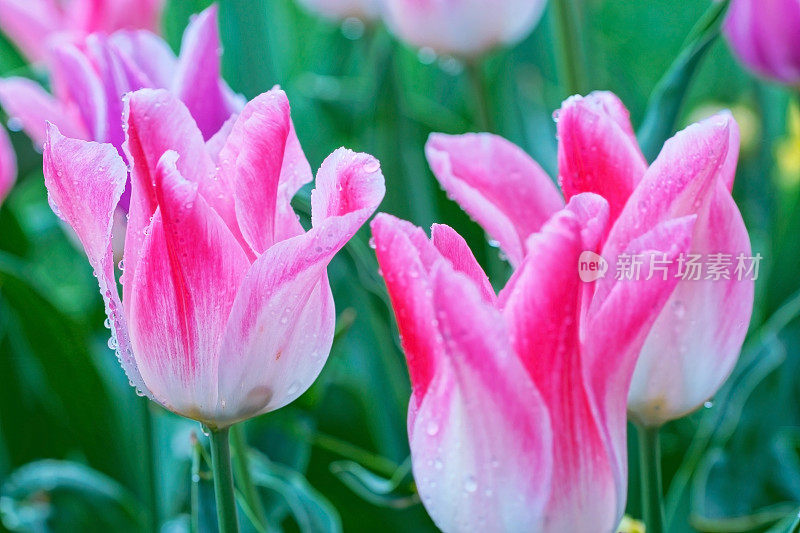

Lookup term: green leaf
[329,458,418,509]
[637,0,730,161]
[0,460,143,532]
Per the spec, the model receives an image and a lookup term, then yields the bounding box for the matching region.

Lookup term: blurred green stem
[638,424,665,533]
[230,424,267,530]
[551,0,586,96]
[209,427,240,533]
[466,61,495,132]
[142,402,159,533]
[190,434,202,533]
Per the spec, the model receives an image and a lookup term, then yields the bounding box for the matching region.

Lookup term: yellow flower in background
[776,101,800,189]
[618,515,646,533]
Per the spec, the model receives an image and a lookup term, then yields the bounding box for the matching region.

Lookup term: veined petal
[501,209,618,532]
[602,112,737,271]
[0,126,16,202]
[0,77,87,145]
[371,214,444,404]
[585,214,695,521]
[49,43,108,143]
[425,132,563,267]
[171,5,233,139]
[123,89,242,313]
[215,148,384,425]
[127,151,249,423]
[629,182,753,426]
[431,223,494,304]
[410,261,552,533]
[557,92,647,225]
[108,30,177,89]
[42,124,150,400]
[217,89,291,254]
[0,0,61,61]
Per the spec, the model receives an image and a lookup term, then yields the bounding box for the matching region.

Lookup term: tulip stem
[638,424,666,533]
[551,0,587,96]
[142,401,160,533]
[230,424,267,530]
[466,61,495,132]
[209,427,240,533]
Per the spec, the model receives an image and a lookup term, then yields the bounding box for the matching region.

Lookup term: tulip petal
[372,214,445,404]
[602,112,737,272]
[42,124,150,400]
[501,209,619,532]
[431,223,494,304]
[409,261,552,533]
[127,151,249,422]
[217,89,291,254]
[0,126,16,202]
[425,132,563,267]
[0,77,86,145]
[0,0,60,61]
[585,216,694,507]
[216,148,384,424]
[172,5,234,139]
[628,182,753,426]
[123,89,243,313]
[108,30,177,89]
[557,92,647,225]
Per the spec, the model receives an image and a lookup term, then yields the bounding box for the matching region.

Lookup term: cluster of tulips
[0,0,797,532]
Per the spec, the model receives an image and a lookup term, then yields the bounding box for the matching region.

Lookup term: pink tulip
[724,0,800,85]
[42,87,385,427]
[556,92,753,427]
[387,93,751,528]
[0,5,241,151]
[296,0,380,21]
[381,0,548,57]
[0,0,163,62]
[0,126,15,203]
[373,190,694,530]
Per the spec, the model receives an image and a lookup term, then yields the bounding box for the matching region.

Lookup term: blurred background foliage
[0,0,799,532]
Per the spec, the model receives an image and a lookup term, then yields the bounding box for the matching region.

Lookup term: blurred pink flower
[724,0,800,85]
[0,126,15,204]
[381,0,548,57]
[372,190,692,530]
[556,92,753,427]
[296,0,380,21]
[0,0,163,62]
[42,87,385,427]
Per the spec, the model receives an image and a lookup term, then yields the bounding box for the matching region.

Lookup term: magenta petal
[371,214,445,403]
[108,30,177,89]
[171,5,236,139]
[629,182,753,426]
[0,77,87,145]
[426,132,563,267]
[557,92,647,225]
[431,223,495,304]
[123,89,241,310]
[127,151,250,422]
[410,261,552,532]
[0,127,16,202]
[42,124,150,399]
[0,0,61,61]
[217,89,291,254]
[501,209,619,532]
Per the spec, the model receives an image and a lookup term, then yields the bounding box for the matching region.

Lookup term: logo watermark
[578,252,762,282]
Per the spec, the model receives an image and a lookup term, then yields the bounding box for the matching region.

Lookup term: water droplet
[425,420,439,436]
[287,382,300,395]
[704,400,713,409]
[364,159,380,174]
[417,47,437,65]
[464,476,477,493]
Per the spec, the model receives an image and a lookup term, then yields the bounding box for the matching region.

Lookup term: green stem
[638,424,666,533]
[209,427,240,533]
[465,61,495,133]
[230,425,267,530]
[190,433,201,533]
[551,0,586,96]
[142,401,159,533]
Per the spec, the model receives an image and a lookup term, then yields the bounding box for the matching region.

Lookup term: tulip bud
[381,0,548,57]
[723,0,800,85]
